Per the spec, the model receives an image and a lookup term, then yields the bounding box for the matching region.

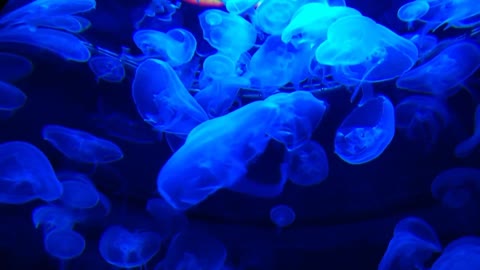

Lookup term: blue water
[0,0,479,269]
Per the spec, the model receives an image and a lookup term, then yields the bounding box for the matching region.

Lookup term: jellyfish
[270,204,296,228]
[253,0,306,35]
[32,205,76,233]
[431,237,480,270]
[0,52,33,82]
[42,124,124,164]
[417,0,480,31]
[395,95,450,151]
[59,175,99,209]
[135,0,181,28]
[202,53,237,80]
[455,104,480,158]
[88,55,125,83]
[286,140,329,186]
[396,41,480,97]
[403,33,438,58]
[133,28,197,67]
[223,0,258,14]
[44,229,86,260]
[0,27,91,62]
[198,9,256,59]
[0,81,27,111]
[27,15,92,33]
[132,59,208,135]
[281,3,362,47]
[379,217,441,270]
[161,230,226,270]
[99,225,162,268]
[335,95,395,165]
[431,167,480,208]
[397,1,430,29]
[146,198,188,236]
[0,141,63,204]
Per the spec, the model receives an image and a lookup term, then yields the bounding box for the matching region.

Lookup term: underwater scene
[0,0,479,269]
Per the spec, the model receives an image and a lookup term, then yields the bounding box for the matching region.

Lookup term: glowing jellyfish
[32,205,76,232]
[0,141,62,204]
[395,95,449,151]
[379,217,441,270]
[282,3,361,47]
[88,55,125,83]
[136,0,181,26]
[133,28,197,67]
[202,53,237,80]
[59,176,99,209]
[397,1,430,29]
[199,9,256,59]
[335,95,395,165]
[44,229,86,259]
[132,59,208,135]
[146,198,188,236]
[417,0,480,31]
[397,41,480,97]
[0,52,33,82]
[99,225,162,268]
[254,0,305,35]
[27,15,91,33]
[455,104,480,158]
[0,81,27,111]
[403,33,438,58]
[224,0,258,14]
[286,140,329,186]
[270,204,296,228]
[431,237,480,270]
[161,230,226,270]
[431,167,480,209]
[42,124,124,164]
[0,27,91,62]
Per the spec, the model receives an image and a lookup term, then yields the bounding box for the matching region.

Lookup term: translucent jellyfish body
[224,0,258,14]
[286,140,329,186]
[132,59,208,135]
[397,1,430,29]
[199,9,256,59]
[42,124,124,164]
[254,0,306,35]
[32,205,76,232]
[59,174,99,209]
[0,81,27,111]
[431,167,480,208]
[44,229,86,260]
[270,204,296,228]
[99,225,162,268]
[0,141,62,204]
[334,96,395,165]
[88,55,125,83]
[396,41,480,97]
[431,237,480,270]
[27,15,92,33]
[418,0,480,31]
[0,52,33,82]
[455,104,480,158]
[133,28,197,67]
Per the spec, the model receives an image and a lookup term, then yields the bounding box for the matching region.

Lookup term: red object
[183,0,225,6]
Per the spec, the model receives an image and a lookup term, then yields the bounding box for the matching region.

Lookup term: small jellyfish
[455,104,480,158]
[431,167,480,208]
[32,205,76,233]
[44,229,86,260]
[0,141,63,204]
[0,81,27,111]
[334,96,395,165]
[88,55,125,83]
[59,175,99,209]
[397,1,430,29]
[224,0,258,14]
[135,0,181,27]
[0,52,33,82]
[99,225,162,268]
[270,204,296,228]
[42,124,124,164]
[202,53,237,80]
[286,140,329,186]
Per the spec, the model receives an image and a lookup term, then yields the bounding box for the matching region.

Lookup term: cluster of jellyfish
[0,0,479,268]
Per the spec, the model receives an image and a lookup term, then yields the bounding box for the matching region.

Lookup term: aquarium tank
[0,0,480,269]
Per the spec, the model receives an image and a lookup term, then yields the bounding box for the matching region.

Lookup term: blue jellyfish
[135,0,181,27]
[0,81,27,111]
[202,53,237,80]
[397,41,480,97]
[286,140,329,186]
[455,104,480,158]
[42,124,124,164]
[431,237,480,270]
[27,15,92,33]
[0,52,33,82]
[0,27,91,62]
[88,55,125,83]
[0,141,63,204]
[32,205,76,233]
[397,1,430,29]
[160,230,226,270]
[253,0,306,35]
[59,175,99,209]
[395,95,450,151]
[44,229,86,260]
[417,0,480,31]
[146,198,188,236]
[270,204,296,228]
[403,33,438,58]
[198,9,256,59]
[99,225,162,268]
[335,95,395,165]
[132,59,208,135]
[224,0,258,14]
[282,3,361,47]
[431,167,480,208]
[133,28,197,67]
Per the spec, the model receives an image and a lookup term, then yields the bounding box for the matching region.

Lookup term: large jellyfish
[335,96,395,165]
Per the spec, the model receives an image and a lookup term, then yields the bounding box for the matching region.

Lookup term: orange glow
[183,0,225,7]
